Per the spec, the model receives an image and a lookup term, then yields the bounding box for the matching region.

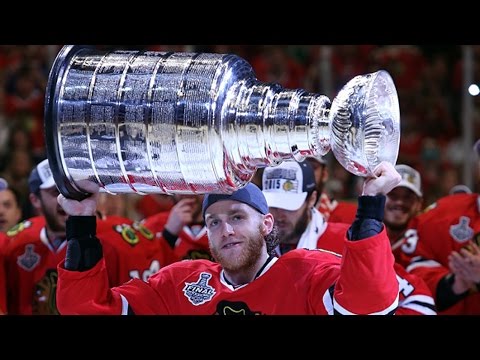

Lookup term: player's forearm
[347,195,385,241]
[64,216,103,271]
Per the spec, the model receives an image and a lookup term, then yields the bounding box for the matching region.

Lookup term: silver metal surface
[45,46,400,198]
[329,70,400,176]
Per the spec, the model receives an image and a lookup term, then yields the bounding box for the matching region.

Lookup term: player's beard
[279,206,309,245]
[209,223,265,273]
[41,202,66,235]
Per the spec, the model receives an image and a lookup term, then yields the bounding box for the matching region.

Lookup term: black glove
[435,273,469,311]
[65,216,103,271]
[348,195,385,241]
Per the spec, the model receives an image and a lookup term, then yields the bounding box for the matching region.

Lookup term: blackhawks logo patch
[132,221,154,240]
[7,220,33,237]
[114,224,139,246]
[213,300,262,315]
[33,269,59,315]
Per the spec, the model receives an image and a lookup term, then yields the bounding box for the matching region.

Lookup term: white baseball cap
[394,164,422,197]
[262,160,316,211]
[449,184,472,195]
[28,159,56,193]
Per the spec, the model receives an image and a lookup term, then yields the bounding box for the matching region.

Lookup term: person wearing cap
[305,156,358,224]
[3,159,177,314]
[399,165,480,314]
[383,164,424,266]
[262,159,348,255]
[56,161,401,315]
[0,177,22,234]
[263,160,436,315]
[3,158,67,314]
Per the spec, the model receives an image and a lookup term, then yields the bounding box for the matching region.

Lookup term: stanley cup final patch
[183,272,216,305]
[17,244,41,271]
[449,216,474,243]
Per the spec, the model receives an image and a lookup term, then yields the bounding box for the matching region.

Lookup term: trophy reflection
[44,45,400,200]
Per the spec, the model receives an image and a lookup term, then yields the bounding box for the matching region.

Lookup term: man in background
[305,156,357,224]
[262,160,436,315]
[383,164,424,266]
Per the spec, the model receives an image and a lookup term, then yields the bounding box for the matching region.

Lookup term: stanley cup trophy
[44,45,400,200]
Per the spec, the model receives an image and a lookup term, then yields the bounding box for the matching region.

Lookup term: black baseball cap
[28,159,56,194]
[202,183,269,218]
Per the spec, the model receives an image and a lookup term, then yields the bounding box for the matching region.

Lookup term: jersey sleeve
[57,259,124,315]
[394,263,436,315]
[333,228,399,314]
[306,228,398,315]
[57,257,173,315]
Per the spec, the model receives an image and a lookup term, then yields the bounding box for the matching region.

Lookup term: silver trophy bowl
[44,45,400,200]
[329,70,400,176]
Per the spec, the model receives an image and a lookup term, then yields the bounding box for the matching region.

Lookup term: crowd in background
[2,45,480,316]
[0,44,478,221]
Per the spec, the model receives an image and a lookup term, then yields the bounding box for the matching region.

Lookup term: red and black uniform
[401,193,480,314]
[292,209,436,315]
[142,212,212,261]
[57,229,398,315]
[135,194,174,219]
[389,216,421,268]
[321,222,436,315]
[4,216,63,314]
[96,215,178,284]
[4,215,176,314]
[317,193,357,224]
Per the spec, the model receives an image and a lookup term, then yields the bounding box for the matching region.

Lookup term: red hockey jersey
[57,228,399,315]
[4,216,177,314]
[401,193,480,314]
[142,212,212,261]
[96,215,178,284]
[4,216,64,314]
[299,210,436,315]
[317,193,357,224]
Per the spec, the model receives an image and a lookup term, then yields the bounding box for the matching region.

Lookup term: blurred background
[0,44,477,220]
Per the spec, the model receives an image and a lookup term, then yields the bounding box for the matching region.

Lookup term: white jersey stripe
[333,294,399,315]
[400,294,437,315]
[322,289,334,315]
[401,302,437,315]
[406,259,442,272]
[400,294,435,307]
[120,294,129,315]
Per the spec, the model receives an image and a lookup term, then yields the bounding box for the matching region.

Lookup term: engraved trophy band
[44,45,400,200]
